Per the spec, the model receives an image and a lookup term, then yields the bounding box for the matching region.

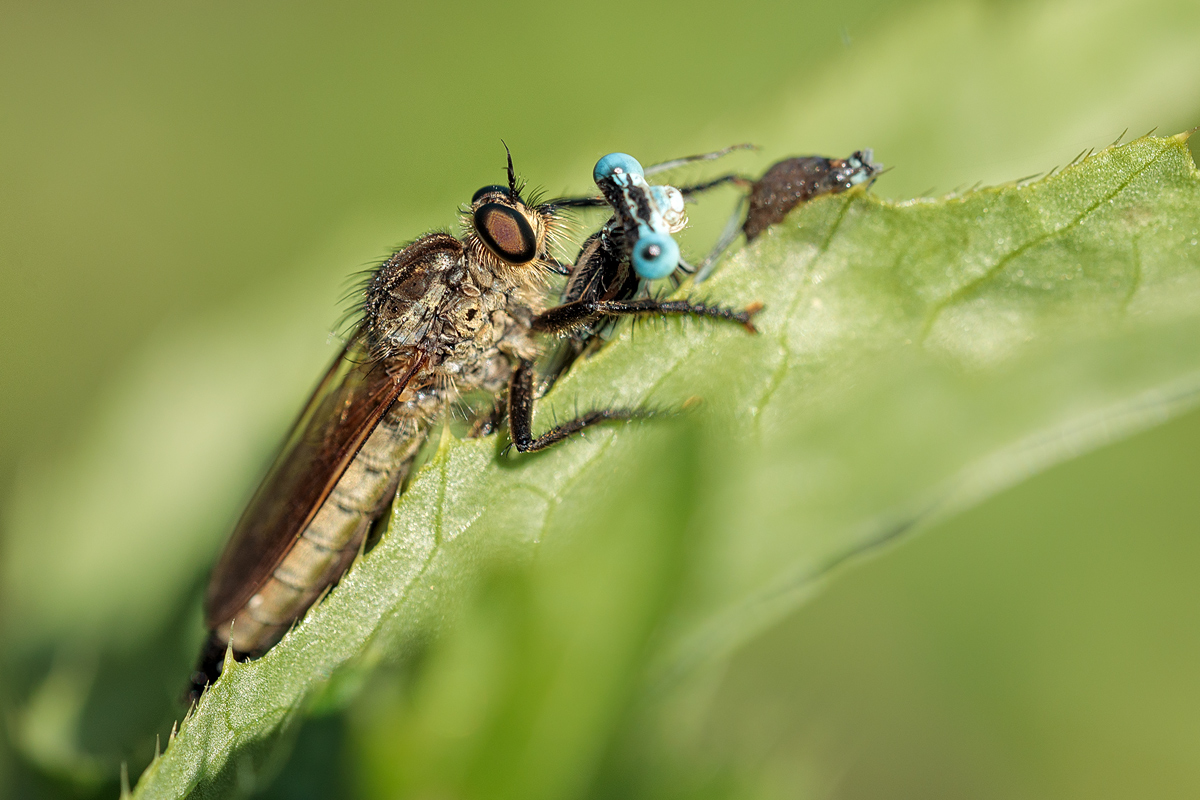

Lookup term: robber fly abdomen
[215,403,428,654]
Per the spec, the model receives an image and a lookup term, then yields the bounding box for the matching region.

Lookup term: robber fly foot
[507,359,668,454]
[740,301,765,333]
[507,407,655,454]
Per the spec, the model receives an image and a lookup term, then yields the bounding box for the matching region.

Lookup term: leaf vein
[919,140,1170,342]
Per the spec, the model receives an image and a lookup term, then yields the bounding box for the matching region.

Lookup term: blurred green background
[2,0,1200,797]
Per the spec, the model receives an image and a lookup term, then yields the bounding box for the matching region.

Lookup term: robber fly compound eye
[593,152,645,184]
[473,202,539,264]
[632,230,680,280]
[472,184,512,204]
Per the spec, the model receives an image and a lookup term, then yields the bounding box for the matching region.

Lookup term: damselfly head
[593,152,689,280]
[593,152,645,183]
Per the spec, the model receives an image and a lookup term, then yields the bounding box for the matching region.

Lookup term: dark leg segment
[548,174,744,210]
[677,174,751,198]
[643,143,756,176]
[507,360,642,453]
[533,297,761,336]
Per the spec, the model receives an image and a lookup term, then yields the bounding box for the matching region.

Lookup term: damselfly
[538,146,760,391]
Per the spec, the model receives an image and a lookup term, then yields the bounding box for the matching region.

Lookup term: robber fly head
[462,147,566,282]
[592,152,687,281]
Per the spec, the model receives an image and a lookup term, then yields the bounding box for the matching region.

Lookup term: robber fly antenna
[501,140,518,195]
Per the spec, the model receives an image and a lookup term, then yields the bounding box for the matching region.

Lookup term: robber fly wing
[204,334,423,627]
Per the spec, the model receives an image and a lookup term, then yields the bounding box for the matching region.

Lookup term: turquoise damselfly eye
[632,230,680,279]
[593,152,645,184]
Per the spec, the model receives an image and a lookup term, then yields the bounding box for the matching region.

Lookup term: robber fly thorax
[190,149,759,702]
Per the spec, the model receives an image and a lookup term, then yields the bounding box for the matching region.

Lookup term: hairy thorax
[364,231,547,409]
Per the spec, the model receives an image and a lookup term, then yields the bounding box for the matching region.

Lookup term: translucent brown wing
[204,333,424,627]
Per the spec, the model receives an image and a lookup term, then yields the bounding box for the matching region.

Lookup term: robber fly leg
[596,298,762,332]
[531,299,612,335]
[507,359,643,453]
[551,176,746,210]
[546,195,611,209]
[533,297,762,336]
[676,173,752,199]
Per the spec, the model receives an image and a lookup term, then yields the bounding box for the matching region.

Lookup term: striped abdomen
[217,402,428,655]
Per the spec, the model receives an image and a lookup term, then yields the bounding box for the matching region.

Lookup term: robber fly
[189,150,757,701]
[693,149,882,282]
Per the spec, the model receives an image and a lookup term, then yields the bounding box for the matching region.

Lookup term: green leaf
[126,133,1200,797]
[354,423,701,800]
